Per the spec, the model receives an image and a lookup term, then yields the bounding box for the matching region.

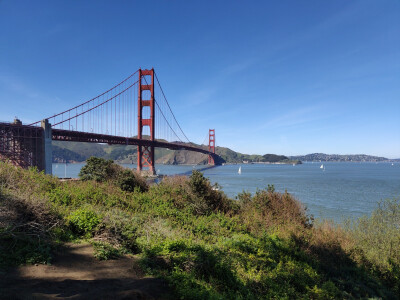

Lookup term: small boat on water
[320,164,324,169]
[238,166,242,174]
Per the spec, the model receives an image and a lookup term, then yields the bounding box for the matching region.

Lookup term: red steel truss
[0,121,44,170]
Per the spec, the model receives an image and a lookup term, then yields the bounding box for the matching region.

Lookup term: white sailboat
[238,166,242,174]
[320,164,324,169]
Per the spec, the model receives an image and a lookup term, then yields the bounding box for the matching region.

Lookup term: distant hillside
[290,153,392,162]
[52,141,106,162]
[51,141,299,164]
[53,142,396,165]
[52,146,86,163]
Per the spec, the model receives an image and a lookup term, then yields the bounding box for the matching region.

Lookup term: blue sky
[1,1,399,158]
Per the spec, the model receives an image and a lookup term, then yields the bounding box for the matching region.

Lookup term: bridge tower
[137,68,155,175]
[208,129,215,165]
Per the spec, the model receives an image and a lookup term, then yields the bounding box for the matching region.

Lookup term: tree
[78,157,116,182]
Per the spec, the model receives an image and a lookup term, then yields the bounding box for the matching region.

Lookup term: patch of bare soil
[0,243,170,300]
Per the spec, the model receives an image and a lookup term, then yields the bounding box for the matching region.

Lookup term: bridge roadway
[0,122,218,173]
[52,129,216,157]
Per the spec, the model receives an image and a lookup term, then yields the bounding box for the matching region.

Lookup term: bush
[92,241,121,260]
[79,157,116,182]
[0,234,52,267]
[48,187,72,206]
[79,156,148,193]
[188,170,233,215]
[238,188,312,236]
[350,198,400,268]
[348,198,400,293]
[68,208,100,237]
[116,169,148,192]
[0,185,57,267]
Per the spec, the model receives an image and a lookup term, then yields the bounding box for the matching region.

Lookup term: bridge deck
[52,129,214,156]
[0,122,217,171]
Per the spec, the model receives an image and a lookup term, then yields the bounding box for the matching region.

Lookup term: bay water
[53,162,400,222]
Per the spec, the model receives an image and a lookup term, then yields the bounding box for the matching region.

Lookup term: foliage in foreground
[79,156,148,192]
[0,160,399,299]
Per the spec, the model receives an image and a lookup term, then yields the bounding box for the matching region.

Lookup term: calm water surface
[53,162,400,222]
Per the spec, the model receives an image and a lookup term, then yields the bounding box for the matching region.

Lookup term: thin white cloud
[0,74,40,99]
[259,103,332,130]
[180,59,255,109]
[220,60,255,77]
[255,1,369,61]
[181,87,216,107]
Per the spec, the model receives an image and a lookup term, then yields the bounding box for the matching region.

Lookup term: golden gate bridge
[0,69,218,175]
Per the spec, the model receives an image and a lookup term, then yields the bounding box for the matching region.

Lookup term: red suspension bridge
[0,69,218,175]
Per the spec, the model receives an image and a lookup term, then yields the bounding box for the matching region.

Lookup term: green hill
[52,141,300,165]
[52,141,107,162]
[290,153,392,162]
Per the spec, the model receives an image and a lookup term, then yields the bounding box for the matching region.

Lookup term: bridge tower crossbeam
[137,68,155,174]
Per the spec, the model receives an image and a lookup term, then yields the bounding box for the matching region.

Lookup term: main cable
[141,74,182,142]
[29,70,139,126]
[154,71,190,143]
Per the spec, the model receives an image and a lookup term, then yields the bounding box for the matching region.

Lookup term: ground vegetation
[0,160,399,299]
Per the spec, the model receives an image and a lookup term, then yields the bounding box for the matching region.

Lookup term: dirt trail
[0,243,170,300]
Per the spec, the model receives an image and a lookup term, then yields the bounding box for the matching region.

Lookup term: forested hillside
[52,141,300,164]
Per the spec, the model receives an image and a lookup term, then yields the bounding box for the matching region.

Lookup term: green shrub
[101,210,141,253]
[50,226,75,242]
[79,157,116,182]
[79,157,148,193]
[116,169,148,192]
[350,198,400,268]
[188,170,233,215]
[348,198,400,294]
[92,241,121,260]
[238,188,312,236]
[0,233,52,267]
[307,281,342,299]
[68,208,100,236]
[48,187,72,206]
[189,170,210,197]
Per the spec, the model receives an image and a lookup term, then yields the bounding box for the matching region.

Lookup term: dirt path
[0,243,170,299]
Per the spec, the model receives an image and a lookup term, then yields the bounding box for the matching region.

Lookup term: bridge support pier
[41,119,52,175]
[0,119,52,174]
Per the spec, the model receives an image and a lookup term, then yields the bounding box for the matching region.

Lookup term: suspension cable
[141,74,182,142]
[52,79,139,127]
[29,70,139,126]
[154,71,190,143]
